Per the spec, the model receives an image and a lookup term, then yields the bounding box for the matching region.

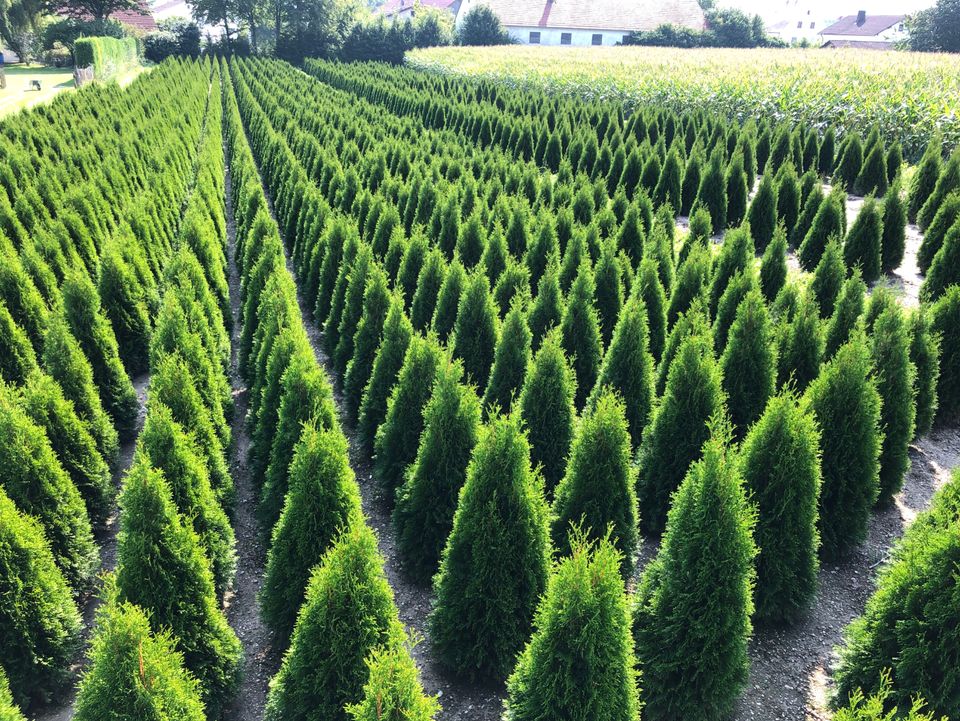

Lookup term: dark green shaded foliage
[917,151,960,231]
[667,242,710,327]
[929,285,960,423]
[527,258,563,351]
[908,308,940,437]
[917,194,959,274]
[98,243,152,377]
[759,225,788,303]
[721,289,777,436]
[636,258,667,362]
[810,238,847,317]
[776,163,801,237]
[482,302,531,414]
[824,271,867,360]
[880,177,907,272]
[776,292,824,392]
[799,189,845,270]
[855,143,889,197]
[708,224,754,317]
[695,151,728,231]
[594,242,623,347]
[922,220,960,302]
[344,270,392,421]
[452,272,498,390]
[726,153,749,228]
[560,262,603,409]
[908,140,942,223]
[713,268,758,354]
[835,134,864,191]
[748,173,778,251]
[844,197,883,282]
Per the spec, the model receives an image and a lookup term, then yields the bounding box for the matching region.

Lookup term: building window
[810,22,815,29]
[529,31,540,44]
[592,33,603,45]
[561,32,572,45]
[797,21,803,28]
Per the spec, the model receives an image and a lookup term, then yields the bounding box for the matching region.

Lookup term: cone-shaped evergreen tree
[505,535,640,721]
[114,460,241,718]
[680,150,703,216]
[713,268,759,354]
[805,332,882,560]
[854,143,889,197]
[679,206,711,266]
[482,301,531,414]
[824,270,867,360]
[587,294,655,448]
[721,289,777,436]
[261,424,361,646]
[760,225,788,303]
[358,294,413,454]
[909,307,940,437]
[552,391,638,573]
[741,392,821,624]
[374,333,444,500]
[451,271,498,390]
[654,147,683,214]
[749,173,778,252]
[519,329,576,495]
[265,522,406,721]
[98,244,152,377]
[0,667,26,721]
[644,219,675,292]
[0,485,81,708]
[394,358,481,584]
[708,224,754,317]
[73,598,205,721]
[560,261,603,409]
[638,333,725,535]
[844,197,883,282]
[871,307,917,506]
[922,221,960,303]
[818,126,836,176]
[527,256,563,351]
[410,249,446,333]
[636,257,667,362]
[456,211,486,268]
[930,285,960,422]
[726,153,749,228]
[633,423,756,721]
[431,257,465,343]
[777,291,824,392]
[793,183,825,247]
[835,134,864,191]
[655,298,711,396]
[62,271,138,440]
[880,177,907,273]
[799,188,845,270]
[526,217,559,290]
[776,162,802,237]
[917,150,960,231]
[695,150,727,232]
[429,412,551,682]
[344,269,391,421]
[667,242,710,326]
[594,241,623,347]
[811,238,847,318]
[333,245,373,377]
[345,645,440,721]
[917,194,960,274]
[908,139,943,223]
[482,226,508,286]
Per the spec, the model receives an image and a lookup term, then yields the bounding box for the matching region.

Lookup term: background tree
[60,0,144,21]
[457,5,512,46]
[905,0,960,52]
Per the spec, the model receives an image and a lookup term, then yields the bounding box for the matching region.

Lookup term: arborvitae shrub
[760,225,788,303]
[73,598,205,721]
[333,245,373,377]
[374,333,444,500]
[505,536,640,721]
[633,424,756,721]
[560,262,603,409]
[917,194,960,274]
[323,239,361,358]
[667,242,710,326]
[0,667,26,721]
[394,358,481,584]
[0,384,97,591]
[708,224,754,317]
[656,297,711,396]
[835,134,864,191]
[776,163,802,237]
[344,270,392,421]
[644,218,675,292]
[261,424,361,646]
[559,229,588,292]
[482,226,508,284]
[637,333,725,535]
[833,673,947,721]
[855,143,889,197]
[97,244,152,377]
[844,197,883,282]
[654,147,683,213]
[713,268,759,353]
[825,271,867,359]
[345,645,440,721]
[680,150,703,216]
[721,289,777,436]
[552,391,637,572]
[794,183,825,247]
[726,153,749,228]
[908,140,943,223]
[594,242,623,347]
[929,285,960,423]
[806,332,882,560]
[62,271,138,440]
[695,151,728,232]
[909,308,940,437]
[799,189,845,270]
[917,150,960,231]
[922,221,960,302]
[520,329,576,495]
[679,206,711,266]
[777,291,824,392]
[429,412,550,682]
[749,173,778,251]
[0,486,81,709]
[741,392,820,625]
[451,271,498,390]
[819,127,836,176]
[456,212,486,268]
[811,238,847,317]
[492,259,531,317]
[265,523,405,721]
[527,258,563,350]
[880,178,907,272]
[482,302,531,414]
[358,294,413,454]
[0,301,38,385]
[637,257,667,362]
[410,249,445,333]
[871,307,917,505]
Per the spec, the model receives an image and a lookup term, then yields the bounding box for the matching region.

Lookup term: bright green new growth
[482,301,531,414]
[505,535,640,721]
[430,412,550,682]
[345,645,440,721]
[834,673,947,721]
[844,197,883,282]
[452,271,498,390]
[0,667,27,721]
[721,289,777,436]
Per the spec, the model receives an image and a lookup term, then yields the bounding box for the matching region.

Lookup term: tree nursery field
[1,51,960,721]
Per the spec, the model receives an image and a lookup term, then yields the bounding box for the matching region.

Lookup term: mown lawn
[0,65,75,119]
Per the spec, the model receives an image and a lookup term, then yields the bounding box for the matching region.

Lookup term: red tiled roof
[66,0,157,30]
[458,0,705,32]
[821,14,903,36]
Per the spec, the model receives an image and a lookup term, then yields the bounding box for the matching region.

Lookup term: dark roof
[821,39,895,50]
[110,6,157,30]
[821,13,903,36]
[457,0,705,32]
[379,0,459,16]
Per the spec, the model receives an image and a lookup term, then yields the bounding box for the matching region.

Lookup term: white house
[765,1,839,45]
[819,10,907,48]
[454,0,705,47]
[379,0,462,21]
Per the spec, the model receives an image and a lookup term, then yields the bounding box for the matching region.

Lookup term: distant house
[379,0,462,21]
[819,11,906,49]
[766,4,839,45]
[454,0,705,47]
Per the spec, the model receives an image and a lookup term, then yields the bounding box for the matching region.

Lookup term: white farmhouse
[380,0,463,21]
[454,0,705,47]
[819,10,907,49]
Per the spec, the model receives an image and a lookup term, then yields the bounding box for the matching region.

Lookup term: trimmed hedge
[74,36,137,80]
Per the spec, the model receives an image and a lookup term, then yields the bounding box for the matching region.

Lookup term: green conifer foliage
[451,272,498,390]
[880,177,907,272]
[776,163,802,237]
[794,184,825,247]
[527,258,563,351]
[429,412,550,682]
[929,285,960,423]
[394,358,481,584]
[98,244,152,377]
[917,194,959,274]
[644,219,675,292]
[346,646,440,721]
[265,523,405,721]
[62,271,139,440]
[505,536,640,721]
[908,140,943,223]
[667,242,710,326]
[908,308,940,437]
[748,173,778,251]
[115,461,241,718]
[833,673,947,721]
[844,197,883,282]
[721,289,777,436]
[638,333,725,535]
[824,271,867,360]
[805,333,882,560]
[776,292,824,392]
[655,147,683,213]
[633,424,756,721]
[760,225,788,303]
[917,150,960,231]
[636,258,667,362]
[552,391,637,573]
[492,259,531,317]
[855,143,889,197]
[344,271,392,421]
[799,188,845,270]
[835,134,864,190]
[680,150,703,216]
[810,238,847,317]
[708,224,754,317]
[922,221,960,302]
[561,262,603,409]
[456,212,486,269]
[73,599,205,721]
[261,424,361,646]
[594,242,623,347]
[0,667,26,721]
[713,268,759,353]
[679,206,711,266]
[819,127,836,176]
[374,333,444,500]
[0,301,38,386]
[526,216,559,289]
[410,249,446,333]
[482,302,531,414]
[0,486,81,708]
[726,153,749,228]
[0,239,48,354]
[741,392,820,624]
[695,151,728,232]
[332,245,373,377]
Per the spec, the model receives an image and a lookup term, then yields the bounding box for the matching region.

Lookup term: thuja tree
[261,424,362,647]
[374,333,444,499]
[394,358,481,584]
[504,536,640,721]
[482,301,531,414]
[62,271,139,440]
[759,226,788,303]
[922,221,960,303]
[98,243,152,377]
[527,258,563,351]
[410,249,446,333]
[655,298,711,397]
[810,238,847,318]
[824,271,867,360]
[0,385,98,591]
[881,178,907,273]
[741,392,821,625]
[909,308,940,437]
[0,486,81,709]
[519,329,577,495]
[799,188,845,271]
[561,261,603,409]
[0,667,26,721]
[917,150,960,231]
[929,285,960,423]
[908,140,942,223]
[748,172,778,251]
[114,460,241,718]
[73,598,205,721]
[344,272,392,422]
[695,150,728,232]
[333,245,374,377]
[430,412,551,682]
[721,289,777,437]
[636,258,667,362]
[452,271,498,390]
[666,242,711,327]
[346,646,440,721]
[917,195,960,274]
[0,302,38,386]
[637,333,725,536]
[633,424,756,721]
[776,291,824,393]
[708,224,754,317]
[833,675,947,721]
[844,197,883,282]
[805,332,882,560]
[431,257,465,342]
[871,306,917,505]
[552,390,638,575]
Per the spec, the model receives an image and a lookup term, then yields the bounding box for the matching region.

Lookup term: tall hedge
[429,412,550,681]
